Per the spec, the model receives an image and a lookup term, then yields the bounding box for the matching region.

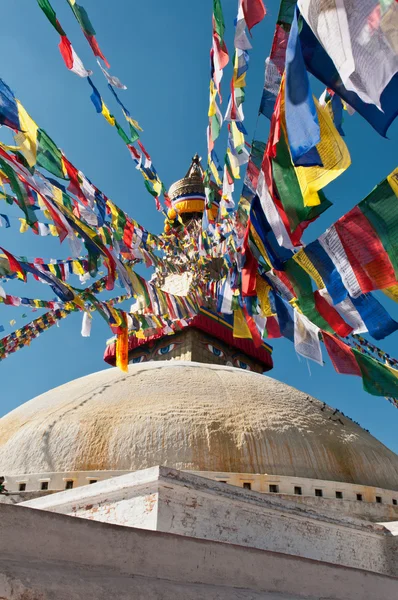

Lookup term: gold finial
[184,154,203,179]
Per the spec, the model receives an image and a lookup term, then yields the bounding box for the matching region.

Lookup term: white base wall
[22,466,398,577]
[0,501,398,600]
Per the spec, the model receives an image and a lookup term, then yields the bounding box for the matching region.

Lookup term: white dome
[0,361,397,490]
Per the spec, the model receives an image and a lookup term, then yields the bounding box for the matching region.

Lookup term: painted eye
[235,359,251,371]
[131,355,146,364]
[157,343,176,356]
[206,344,225,358]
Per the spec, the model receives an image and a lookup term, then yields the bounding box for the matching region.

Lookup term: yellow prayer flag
[280,82,350,207]
[101,103,116,126]
[125,114,143,132]
[234,73,246,88]
[208,81,217,117]
[209,157,222,185]
[19,218,28,233]
[294,99,351,206]
[233,307,252,339]
[52,185,64,205]
[293,249,325,291]
[249,224,272,267]
[387,167,398,197]
[231,121,244,150]
[383,285,398,303]
[256,275,275,317]
[153,180,162,196]
[49,224,59,237]
[72,260,85,276]
[14,101,39,167]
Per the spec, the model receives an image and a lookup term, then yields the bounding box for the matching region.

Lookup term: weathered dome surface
[1,361,397,490]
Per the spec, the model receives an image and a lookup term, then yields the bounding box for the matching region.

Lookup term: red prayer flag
[266,315,281,338]
[58,36,74,70]
[242,304,263,348]
[335,206,397,292]
[84,33,110,68]
[241,246,258,297]
[322,331,361,376]
[242,0,266,32]
[0,247,26,281]
[314,291,353,337]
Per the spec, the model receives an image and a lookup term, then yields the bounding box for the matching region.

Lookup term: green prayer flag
[129,123,140,144]
[36,129,65,179]
[272,128,332,231]
[115,121,130,145]
[359,179,398,278]
[67,0,96,36]
[213,0,225,40]
[353,349,398,398]
[284,259,333,332]
[0,159,37,227]
[37,0,66,35]
[144,179,158,198]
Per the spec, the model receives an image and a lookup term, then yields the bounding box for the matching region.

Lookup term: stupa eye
[235,359,251,371]
[157,343,176,356]
[207,344,224,358]
[131,355,146,364]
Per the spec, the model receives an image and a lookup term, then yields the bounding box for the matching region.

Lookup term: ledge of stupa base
[21,465,398,577]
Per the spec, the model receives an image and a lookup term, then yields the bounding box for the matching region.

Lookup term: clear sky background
[0,0,397,453]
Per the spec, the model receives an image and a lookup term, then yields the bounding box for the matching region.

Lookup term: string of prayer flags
[36,0,92,77]
[212,0,229,102]
[260,0,295,121]
[0,306,76,362]
[207,0,229,156]
[86,78,165,210]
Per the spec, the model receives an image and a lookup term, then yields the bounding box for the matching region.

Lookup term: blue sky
[0,1,397,452]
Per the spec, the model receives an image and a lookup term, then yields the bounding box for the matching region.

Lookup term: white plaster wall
[156,479,393,576]
[6,467,398,522]
[22,467,398,577]
[0,503,397,600]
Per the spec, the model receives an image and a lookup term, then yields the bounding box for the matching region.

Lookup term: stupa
[0,161,397,599]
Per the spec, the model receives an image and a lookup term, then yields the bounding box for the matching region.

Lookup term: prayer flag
[322,331,361,376]
[0,79,20,131]
[334,206,397,293]
[0,248,26,281]
[359,178,398,279]
[241,0,266,31]
[294,310,322,365]
[66,0,109,66]
[350,293,398,340]
[353,350,398,398]
[36,129,65,178]
[298,0,398,109]
[299,16,398,136]
[285,9,320,165]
